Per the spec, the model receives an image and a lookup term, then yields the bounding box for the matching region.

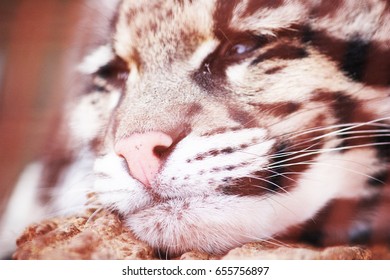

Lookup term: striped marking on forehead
[112,0,389,88]
[214,0,302,27]
[305,28,390,86]
[115,0,216,61]
[211,0,389,84]
[311,0,390,43]
[223,0,307,34]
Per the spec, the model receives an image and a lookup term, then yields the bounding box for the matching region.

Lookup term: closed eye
[95,55,129,88]
[220,34,270,59]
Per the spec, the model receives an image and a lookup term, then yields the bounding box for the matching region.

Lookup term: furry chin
[122,194,271,255]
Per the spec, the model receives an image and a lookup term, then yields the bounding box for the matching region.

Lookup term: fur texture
[1,0,389,257]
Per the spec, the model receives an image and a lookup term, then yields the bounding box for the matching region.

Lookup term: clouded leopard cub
[1,0,390,257]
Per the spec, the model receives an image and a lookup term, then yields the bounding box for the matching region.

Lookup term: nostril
[153,145,170,158]
[114,131,174,186]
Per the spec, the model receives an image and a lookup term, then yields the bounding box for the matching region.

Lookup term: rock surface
[13,210,390,260]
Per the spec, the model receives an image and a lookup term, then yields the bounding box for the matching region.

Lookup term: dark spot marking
[194,149,223,161]
[201,127,231,137]
[304,29,389,86]
[212,167,221,173]
[240,143,249,149]
[341,37,370,82]
[298,228,325,247]
[194,155,205,161]
[309,89,337,103]
[250,101,302,117]
[251,45,308,65]
[285,102,301,114]
[375,133,390,161]
[367,170,388,187]
[222,177,232,183]
[334,139,348,153]
[264,66,285,74]
[186,103,203,118]
[227,106,258,128]
[221,147,235,154]
[331,92,357,124]
[90,137,103,153]
[230,127,242,132]
[301,25,314,44]
[225,165,236,171]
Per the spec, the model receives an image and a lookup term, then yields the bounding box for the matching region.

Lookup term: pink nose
[115,131,173,186]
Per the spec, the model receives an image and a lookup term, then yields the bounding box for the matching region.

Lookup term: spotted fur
[1,0,390,257]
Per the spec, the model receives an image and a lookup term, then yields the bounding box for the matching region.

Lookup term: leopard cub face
[64,0,390,255]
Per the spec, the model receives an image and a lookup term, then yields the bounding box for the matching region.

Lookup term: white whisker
[268,142,390,167]
[268,160,381,184]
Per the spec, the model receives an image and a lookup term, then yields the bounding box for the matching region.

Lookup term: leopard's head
[69,0,390,255]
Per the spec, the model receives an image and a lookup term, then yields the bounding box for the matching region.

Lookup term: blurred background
[0,0,86,214]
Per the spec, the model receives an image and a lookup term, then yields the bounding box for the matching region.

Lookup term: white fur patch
[0,162,45,257]
[93,153,151,214]
[188,39,219,69]
[68,96,104,143]
[49,149,94,216]
[226,62,250,85]
[156,128,274,197]
[68,90,120,144]
[77,45,114,74]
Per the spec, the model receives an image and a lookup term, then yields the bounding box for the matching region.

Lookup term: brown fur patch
[250,101,302,117]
